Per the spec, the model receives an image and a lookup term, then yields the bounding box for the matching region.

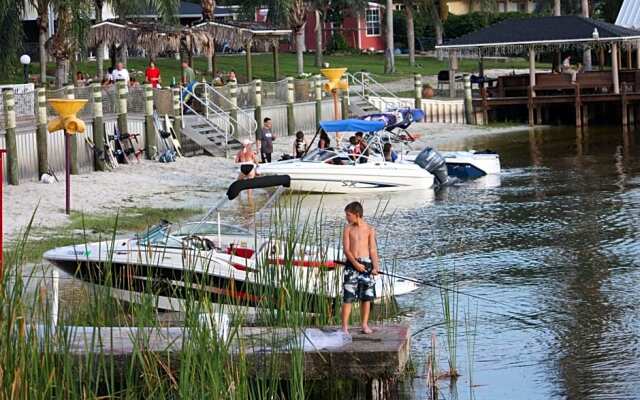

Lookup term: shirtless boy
[342,201,380,334]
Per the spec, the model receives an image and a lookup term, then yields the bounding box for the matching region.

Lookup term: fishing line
[377,270,544,325]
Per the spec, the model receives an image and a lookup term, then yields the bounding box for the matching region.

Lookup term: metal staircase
[346,72,405,116]
[180,83,257,157]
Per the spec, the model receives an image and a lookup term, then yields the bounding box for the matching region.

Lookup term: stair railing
[347,72,406,112]
[195,82,258,139]
[180,86,235,156]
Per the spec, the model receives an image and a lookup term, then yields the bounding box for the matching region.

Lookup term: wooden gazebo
[436,16,640,126]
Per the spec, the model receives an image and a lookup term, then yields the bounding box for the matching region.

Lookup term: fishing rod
[333,260,542,324]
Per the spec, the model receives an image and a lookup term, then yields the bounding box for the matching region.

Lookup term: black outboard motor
[414,147,456,186]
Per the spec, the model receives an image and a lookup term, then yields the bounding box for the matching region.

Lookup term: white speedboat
[43,177,418,312]
[258,119,435,194]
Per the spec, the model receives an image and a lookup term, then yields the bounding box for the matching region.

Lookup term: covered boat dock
[436,16,640,127]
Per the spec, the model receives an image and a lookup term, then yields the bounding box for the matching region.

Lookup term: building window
[366,8,380,36]
[497,1,507,12]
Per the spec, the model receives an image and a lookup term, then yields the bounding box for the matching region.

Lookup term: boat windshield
[173,222,251,236]
[301,148,338,162]
[136,223,183,248]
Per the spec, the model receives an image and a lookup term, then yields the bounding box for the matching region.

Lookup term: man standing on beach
[257,117,275,163]
[341,201,380,335]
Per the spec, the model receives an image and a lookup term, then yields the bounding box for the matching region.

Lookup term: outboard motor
[414,147,457,186]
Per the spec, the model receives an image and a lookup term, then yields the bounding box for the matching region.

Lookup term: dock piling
[36,87,48,177]
[91,83,106,171]
[314,75,322,129]
[144,84,156,159]
[287,77,295,135]
[172,87,182,144]
[254,79,262,140]
[3,90,18,185]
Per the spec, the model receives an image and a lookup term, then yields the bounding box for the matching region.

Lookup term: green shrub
[443,12,532,39]
[327,32,351,53]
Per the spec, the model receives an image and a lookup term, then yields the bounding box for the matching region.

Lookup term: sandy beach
[3,122,529,241]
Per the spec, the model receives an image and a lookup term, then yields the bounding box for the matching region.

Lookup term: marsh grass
[465,300,479,400]
[439,265,460,379]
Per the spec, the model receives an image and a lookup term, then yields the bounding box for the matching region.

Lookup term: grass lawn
[26,53,549,85]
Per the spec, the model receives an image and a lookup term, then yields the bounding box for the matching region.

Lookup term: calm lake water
[298,126,640,399]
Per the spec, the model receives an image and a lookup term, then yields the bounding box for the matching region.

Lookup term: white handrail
[195,82,258,138]
[347,72,403,112]
[181,88,235,155]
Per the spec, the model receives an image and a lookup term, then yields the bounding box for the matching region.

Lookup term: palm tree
[49,1,77,87]
[287,0,310,75]
[403,0,416,66]
[30,0,51,84]
[0,0,24,77]
[201,0,216,76]
[384,0,395,74]
[202,0,215,20]
[94,0,105,80]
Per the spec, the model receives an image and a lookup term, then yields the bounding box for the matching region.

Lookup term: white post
[203,78,209,119]
[529,48,536,90]
[217,212,222,249]
[51,269,59,331]
[612,42,620,94]
[636,40,640,69]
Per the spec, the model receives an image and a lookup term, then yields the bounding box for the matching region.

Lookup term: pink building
[303,3,386,53]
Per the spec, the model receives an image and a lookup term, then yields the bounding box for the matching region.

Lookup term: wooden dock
[473,69,640,127]
[36,324,411,381]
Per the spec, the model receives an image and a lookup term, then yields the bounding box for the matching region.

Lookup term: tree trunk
[406,4,415,66]
[207,47,213,76]
[55,59,65,88]
[296,25,305,75]
[384,0,395,74]
[39,28,47,84]
[582,0,592,70]
[121,45,128,66]
[432,6,444,61]
[554,0,561,15]
[315,10,323,67]
[95,0,104,80]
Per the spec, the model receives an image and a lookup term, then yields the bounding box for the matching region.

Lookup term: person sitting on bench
[562,56,578,84]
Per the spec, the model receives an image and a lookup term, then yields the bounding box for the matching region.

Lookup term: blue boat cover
[319,119,385,133]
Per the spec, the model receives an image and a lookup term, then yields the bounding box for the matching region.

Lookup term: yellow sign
[47,99,88,134]
[320,67,349,93]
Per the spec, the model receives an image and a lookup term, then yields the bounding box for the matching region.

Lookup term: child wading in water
[342,201,380,334]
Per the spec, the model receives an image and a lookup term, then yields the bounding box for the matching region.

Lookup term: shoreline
[3,123,531,241]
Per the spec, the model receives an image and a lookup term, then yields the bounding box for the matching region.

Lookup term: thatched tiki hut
[89,20,291,82]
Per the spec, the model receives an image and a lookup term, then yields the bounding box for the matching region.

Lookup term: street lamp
[20,54,31,84]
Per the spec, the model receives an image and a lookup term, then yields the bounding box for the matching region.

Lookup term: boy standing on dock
[342,201,380,334]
